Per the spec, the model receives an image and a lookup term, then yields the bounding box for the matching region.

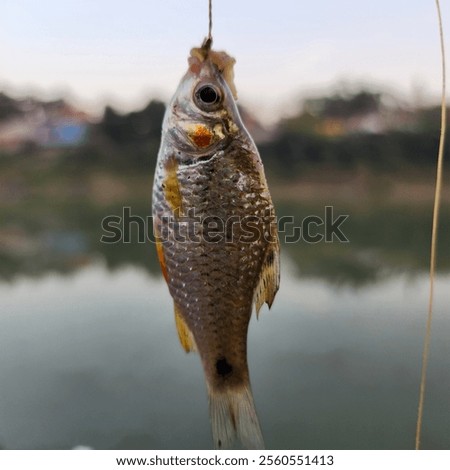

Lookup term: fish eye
[198,85,218,104]
[194,84,222,109]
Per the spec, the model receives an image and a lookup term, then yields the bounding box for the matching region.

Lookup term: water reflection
[0,263,449,449]
[2,198,450,285]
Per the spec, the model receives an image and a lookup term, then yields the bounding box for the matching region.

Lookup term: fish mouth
[178,150,223,168]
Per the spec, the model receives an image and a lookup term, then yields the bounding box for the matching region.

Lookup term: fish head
[163,47,242,160]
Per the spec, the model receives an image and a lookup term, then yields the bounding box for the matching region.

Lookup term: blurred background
[0,0,449,450]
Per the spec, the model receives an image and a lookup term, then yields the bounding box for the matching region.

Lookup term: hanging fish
[152,40,280,450]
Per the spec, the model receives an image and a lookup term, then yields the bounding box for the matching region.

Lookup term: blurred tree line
[86,100,166,171]
[260,91,446,176]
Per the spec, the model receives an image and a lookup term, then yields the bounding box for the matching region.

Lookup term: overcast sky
[0,1,448,122]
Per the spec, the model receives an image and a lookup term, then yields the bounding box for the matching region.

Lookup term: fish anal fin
[254,239,280,318]
[174,303,196,353]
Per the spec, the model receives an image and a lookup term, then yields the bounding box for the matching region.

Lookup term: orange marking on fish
[190,125,213,148]
[163,155,182,213]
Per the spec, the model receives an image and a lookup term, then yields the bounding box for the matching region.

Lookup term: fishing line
[415,0,446,451]
[208,0,213,42]
[202,0,213,50]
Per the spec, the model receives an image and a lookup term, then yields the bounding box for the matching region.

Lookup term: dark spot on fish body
[216,357,233,377]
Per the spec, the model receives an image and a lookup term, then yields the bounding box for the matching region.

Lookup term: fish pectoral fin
[253,239,280,318]
[155,239,168,283]
[174,303,197,353]
[154,220,169,283]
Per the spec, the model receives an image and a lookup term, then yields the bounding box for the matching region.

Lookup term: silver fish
[152,42,280,449]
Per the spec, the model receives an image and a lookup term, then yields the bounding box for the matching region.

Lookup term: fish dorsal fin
[174,303,197,353]
[253,239,280,318]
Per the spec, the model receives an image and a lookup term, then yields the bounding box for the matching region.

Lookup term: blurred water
[0,260,449,450]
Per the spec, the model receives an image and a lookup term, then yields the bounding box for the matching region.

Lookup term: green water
[0,193,449,449]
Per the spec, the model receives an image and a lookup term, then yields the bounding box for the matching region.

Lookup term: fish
[152,40,280,450]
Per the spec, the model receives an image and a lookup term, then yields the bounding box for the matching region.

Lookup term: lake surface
[0,258,449,449]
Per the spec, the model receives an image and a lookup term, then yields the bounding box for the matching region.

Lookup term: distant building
[0,94,90,152]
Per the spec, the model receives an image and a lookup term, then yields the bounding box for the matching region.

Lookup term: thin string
[208,0,213,42]
[202,0,213,51]
[415,0,446,450]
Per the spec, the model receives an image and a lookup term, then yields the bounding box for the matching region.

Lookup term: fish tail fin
[208,383,265,450]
